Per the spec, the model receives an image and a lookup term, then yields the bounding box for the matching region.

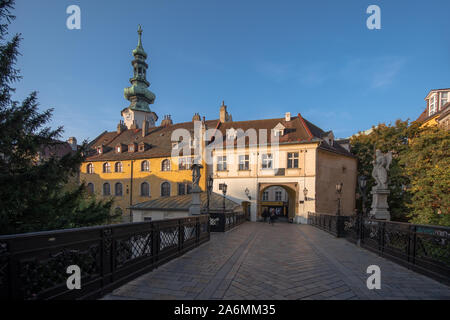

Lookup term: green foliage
[401,125,450,226]
[0,0,118,235]
[350,119,449,227]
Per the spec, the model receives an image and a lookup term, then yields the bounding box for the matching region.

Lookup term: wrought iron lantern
[245,187,251,200]
[303,187,308,201]
[206,176,213,214]
[358,176,367,216]
[222,183,228,214]
[336,182,343,216]
[336,182,343,194]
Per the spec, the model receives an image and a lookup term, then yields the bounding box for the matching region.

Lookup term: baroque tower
[121,25,158,129]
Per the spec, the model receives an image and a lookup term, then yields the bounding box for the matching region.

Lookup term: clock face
[125,112,131,120]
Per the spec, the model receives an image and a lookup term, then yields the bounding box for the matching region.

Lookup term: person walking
[269,208,276,226]
[262,208,269,222]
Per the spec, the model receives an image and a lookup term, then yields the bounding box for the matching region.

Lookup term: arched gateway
[258,183,299,221]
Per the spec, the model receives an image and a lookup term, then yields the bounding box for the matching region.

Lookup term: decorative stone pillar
[189,164,203,215]
[369,188,390,220]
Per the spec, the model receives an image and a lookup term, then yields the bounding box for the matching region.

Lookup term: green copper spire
[124,25,155,112]
[132,25,147,59]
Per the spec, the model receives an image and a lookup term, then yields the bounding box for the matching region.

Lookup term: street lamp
[245,188,251,200]
[206,176,213,214]
[358,176,367,217]
[303,187,308,201]
[222,183,227,214]
[336,182,343,216]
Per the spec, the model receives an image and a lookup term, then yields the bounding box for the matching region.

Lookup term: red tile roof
[86,115,354,162]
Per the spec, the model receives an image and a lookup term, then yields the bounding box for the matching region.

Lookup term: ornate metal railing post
[101,228,113,289]
[195,217,200,245]
[152,222,160,264]
[411,225,417,265]
[178,219,183,251]
[380,221,386,255]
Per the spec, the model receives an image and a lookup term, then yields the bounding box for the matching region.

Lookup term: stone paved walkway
[103,222,450,300]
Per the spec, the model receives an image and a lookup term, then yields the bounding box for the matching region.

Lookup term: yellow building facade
[80,156,207,219]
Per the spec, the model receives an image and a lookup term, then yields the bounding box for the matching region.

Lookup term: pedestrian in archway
[269,208,276,225]
[262,208,269,222]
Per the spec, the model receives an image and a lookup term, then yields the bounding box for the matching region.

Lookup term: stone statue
[371,150,392,190]
[369,150,392,220]
[191,163,203,188]
[189,163,203,215]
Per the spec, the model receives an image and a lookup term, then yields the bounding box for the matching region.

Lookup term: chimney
[117,120,127,134]
[142,120,149,137]
[285,112,291,122]
[192,113,201,122]
[161,115,173,127]
[220,101,230,123]
[67,137,77,151]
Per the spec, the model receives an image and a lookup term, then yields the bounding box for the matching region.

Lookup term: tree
[401,125,450,226]
[350,118,449,227]
[350,120,419,221]
[0,0,117,235]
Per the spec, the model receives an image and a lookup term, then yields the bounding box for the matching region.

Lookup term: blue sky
[10,0,450,142]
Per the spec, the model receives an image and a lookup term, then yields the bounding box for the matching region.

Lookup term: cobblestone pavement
[103,222,450,300]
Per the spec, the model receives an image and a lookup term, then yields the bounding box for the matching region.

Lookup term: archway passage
[258,184,298,222]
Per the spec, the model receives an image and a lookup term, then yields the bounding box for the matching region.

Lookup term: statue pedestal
[189,185,202,215]
[369,188,390,220]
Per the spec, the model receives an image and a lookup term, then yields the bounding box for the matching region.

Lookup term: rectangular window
[178,157,192,170]
[217,156,227,171]
[238,155,249,171]
[219,183,226,191]
[287,152,299,169]
[262,191,269,201]
[275,191,282,201]
[262,154,272,169]
[441,92,448,108]
[429,95,437,116]
[178,183,186,195]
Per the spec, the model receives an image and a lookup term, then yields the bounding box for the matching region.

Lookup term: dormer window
[272,123,285,137]
[441,92,448,108]
[138,142,148,152]
[322,131,334,145]
[128,143,137,153]
[97,146,103,154]
[116,146,121,153]
[226,128,237,140]
[429,95,437,116]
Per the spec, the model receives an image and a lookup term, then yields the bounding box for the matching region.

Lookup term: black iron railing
[209,210,249,232]
[307,212,347,237]
[0,215,210,300]
[308,212,450,286]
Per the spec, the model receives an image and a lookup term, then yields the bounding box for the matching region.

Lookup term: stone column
[189,185,202,215]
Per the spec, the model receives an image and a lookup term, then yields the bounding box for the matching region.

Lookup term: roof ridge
[297,113,313,141]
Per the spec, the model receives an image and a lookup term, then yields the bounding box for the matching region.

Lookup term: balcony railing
[308,212,450,286]
[0,215,210,300]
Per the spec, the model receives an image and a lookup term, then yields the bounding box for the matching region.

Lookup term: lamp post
[303,187,308,217]
[357,176,367,245]
[222,183,228,215]
[336,182,343,216]
[357,176,367,217]
[206,176,213,214]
